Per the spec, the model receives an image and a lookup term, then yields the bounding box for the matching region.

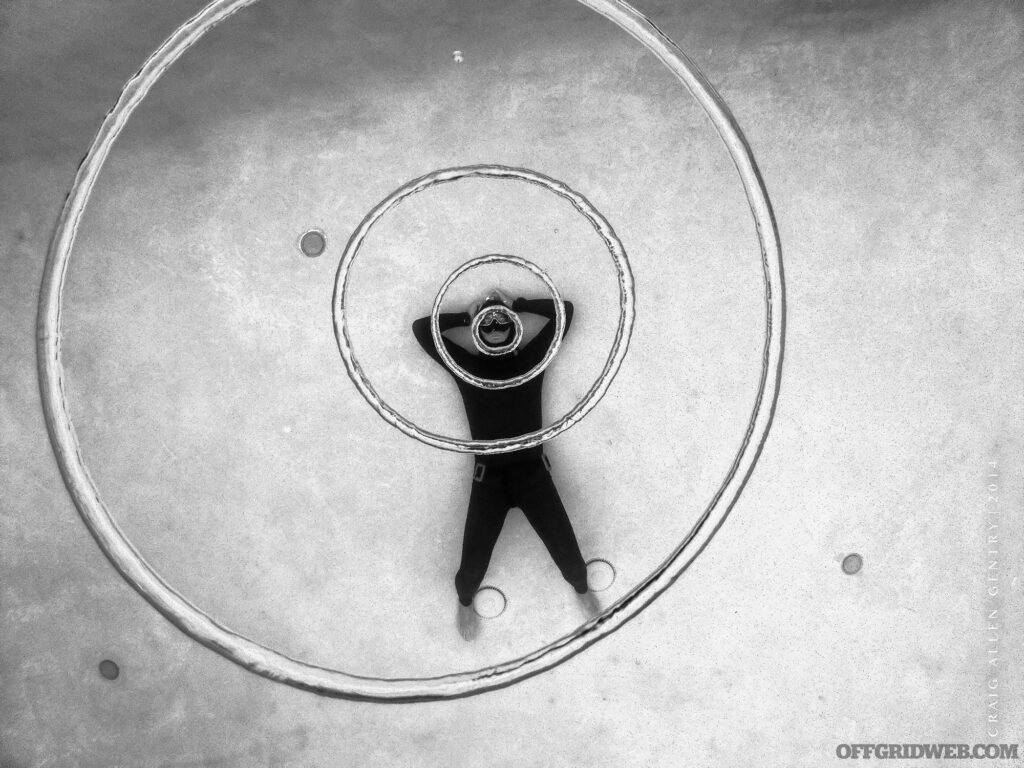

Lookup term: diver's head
[473,295,518,352]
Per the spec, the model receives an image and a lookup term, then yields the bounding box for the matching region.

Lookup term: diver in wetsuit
[412,288,599,640]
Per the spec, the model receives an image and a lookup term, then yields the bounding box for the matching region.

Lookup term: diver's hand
[469,288,512,317]
[490,287,513,307]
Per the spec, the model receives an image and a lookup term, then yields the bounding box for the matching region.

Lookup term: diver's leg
[454,464,511,637]
[513,459,590,598]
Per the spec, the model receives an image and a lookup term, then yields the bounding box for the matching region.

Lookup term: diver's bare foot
[457,602,480,641]
[576,589,601,617]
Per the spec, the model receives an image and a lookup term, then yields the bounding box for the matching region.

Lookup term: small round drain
[473,587,506,619]
[98,659,120,680]
[842,553,863,575]
[298,229,326,257]
[586,559,615,592]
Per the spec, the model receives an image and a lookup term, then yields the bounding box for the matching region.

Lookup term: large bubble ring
[37,0,784,702]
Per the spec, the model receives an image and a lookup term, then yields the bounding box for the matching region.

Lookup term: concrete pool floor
[1,0,1021,764]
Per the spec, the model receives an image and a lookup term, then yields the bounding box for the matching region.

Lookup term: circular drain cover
[299,229,326,257]
[98,659,120,680]
[587,559,615,592]
[473,587,506,618]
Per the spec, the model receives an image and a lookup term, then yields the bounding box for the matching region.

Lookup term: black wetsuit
[412,298,589,606]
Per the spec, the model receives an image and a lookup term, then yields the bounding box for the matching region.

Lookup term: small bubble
[452,50,464,63]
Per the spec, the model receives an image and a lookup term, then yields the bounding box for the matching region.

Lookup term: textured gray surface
[2,0,1022,765]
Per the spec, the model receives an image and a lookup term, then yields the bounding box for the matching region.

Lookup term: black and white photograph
[1,0,1020,764]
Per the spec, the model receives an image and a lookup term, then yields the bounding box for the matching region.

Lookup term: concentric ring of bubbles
[430,254,564,391]
[38,0,782,702]
[333,164,635,454]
